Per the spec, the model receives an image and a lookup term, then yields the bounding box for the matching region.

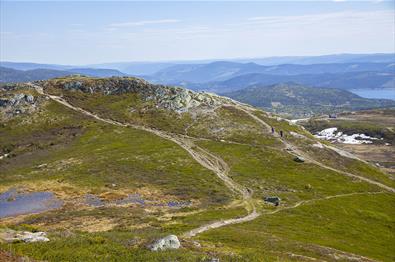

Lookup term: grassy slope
[197,141,380,201]
[198,193,395,261]
[252,111,395,188]
[0,99,231,206]
[1,81,394,261]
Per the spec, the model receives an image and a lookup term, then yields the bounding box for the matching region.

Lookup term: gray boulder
[264,196,281,206]
[148,234,181,251]
[293,156,305,163]
[0,229,49,243]
[25,94,34,103]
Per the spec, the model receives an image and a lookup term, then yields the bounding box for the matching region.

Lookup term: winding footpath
[29,84,391,260]
[30,83,259,238]
[234,105,395,194]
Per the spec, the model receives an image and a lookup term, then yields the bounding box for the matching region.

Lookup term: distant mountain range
[2,53,394,74]
[223,83,395,118]
[1,53,394,93]
[233,53,395,65]
[0,66,126,83]
[146,61,395,87]
[187,71,394,93]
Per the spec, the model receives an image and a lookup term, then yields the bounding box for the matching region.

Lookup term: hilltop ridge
[37,76,231,114]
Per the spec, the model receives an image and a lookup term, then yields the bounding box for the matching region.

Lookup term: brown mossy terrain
[302,109,395,176]
[1,76,394,261]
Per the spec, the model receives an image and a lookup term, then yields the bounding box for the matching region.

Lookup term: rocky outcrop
[0,92,39,119]
[147,234,181,251]
[38,76,232,113]
[0,229,49,243]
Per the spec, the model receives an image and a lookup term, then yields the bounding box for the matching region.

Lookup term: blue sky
[1,1,394,65]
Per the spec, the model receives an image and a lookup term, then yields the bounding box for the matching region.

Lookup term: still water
[350,88,395,100]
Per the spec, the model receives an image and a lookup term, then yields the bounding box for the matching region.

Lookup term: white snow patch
[314,127,379,144]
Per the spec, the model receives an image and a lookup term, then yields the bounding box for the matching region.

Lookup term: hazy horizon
[1,52,394,66]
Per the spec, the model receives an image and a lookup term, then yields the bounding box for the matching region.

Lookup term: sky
[0,1,394,65]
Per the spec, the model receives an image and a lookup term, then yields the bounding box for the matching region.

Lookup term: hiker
[271,127,275,134]
[280,130,283,137]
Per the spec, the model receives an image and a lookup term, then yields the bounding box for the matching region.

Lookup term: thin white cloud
[243,10,394,27]
[109,19,180,28]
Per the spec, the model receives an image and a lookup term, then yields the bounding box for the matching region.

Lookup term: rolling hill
[185,71,395,93]
[0,76,394,261]
[223,83,395,118]
[147,61,395,85]
[0,66,127,83]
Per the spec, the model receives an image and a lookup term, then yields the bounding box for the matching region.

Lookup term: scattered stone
[192,240,201,248]
[312,143,324,149]
[0,153,9,160]
[305,184,313,190]
[36,163,48,169]
[25,95,34,103]
[289,131,305,139]
[293,156,305,163]
[264,196,281,206]
[148,235,181,251]
[0,229,49,243]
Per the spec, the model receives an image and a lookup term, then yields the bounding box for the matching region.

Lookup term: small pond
[0,189,63,218]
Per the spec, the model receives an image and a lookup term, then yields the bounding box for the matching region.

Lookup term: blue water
[350,89,395,100]
[0,189,63,218]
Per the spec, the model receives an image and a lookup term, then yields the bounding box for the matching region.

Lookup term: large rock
[0,229,49,243]
[264,196,281,206]
[148,235,181,251]
[0,93,39,119]
[293,156,305,163]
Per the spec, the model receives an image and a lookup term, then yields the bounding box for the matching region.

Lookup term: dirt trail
[31,83,259,238]
[31,84,388,260]
[265,191,385,216]
[234,105,395,194]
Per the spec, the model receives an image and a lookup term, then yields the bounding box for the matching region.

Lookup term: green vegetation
[198,193,395,261]
[0,97,231,206]
[223,83,395,118]
[196,140,381,205]
[1,78,394,261]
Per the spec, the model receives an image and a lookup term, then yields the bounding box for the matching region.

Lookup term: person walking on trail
[271,127,275,134]
[280,130,283,137]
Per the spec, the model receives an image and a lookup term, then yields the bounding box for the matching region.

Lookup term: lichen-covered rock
[0,92,40,119]
[0,229,49,243]
[25,94,35,103]
[148,234,181,251]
